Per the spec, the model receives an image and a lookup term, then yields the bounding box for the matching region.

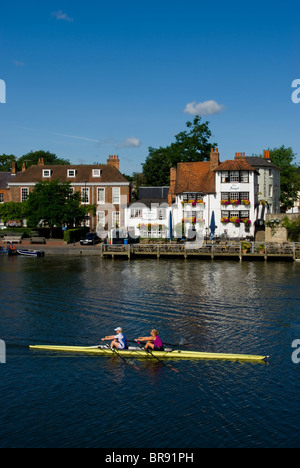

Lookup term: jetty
[101,242,300,261]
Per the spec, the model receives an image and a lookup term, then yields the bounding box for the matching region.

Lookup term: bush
[282,217,300,242]
[63,228,89,244]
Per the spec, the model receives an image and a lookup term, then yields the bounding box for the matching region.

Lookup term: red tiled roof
[215,160,256,172]
[174,161,216,194]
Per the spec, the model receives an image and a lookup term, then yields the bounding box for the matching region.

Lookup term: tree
[143,116,217,186]
[269,146,300,211]
[24,180,86,235]
[18,150,70,170]
[0,154,17,172]
[0,202,26,224]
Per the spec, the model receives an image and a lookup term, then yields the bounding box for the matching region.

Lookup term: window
[221,172,230,183]
[230,192,240,200]
[21,187,29,202]
[230,171,240,183]
[81,187,89,204]
[130,209,143,218]
[240,171,249,183]
[93,169,101,178]
[221,193,229,200]
[240,211,250,219]
[97,211,106,228]
[112,187,120,204]
[97,187,105,204]
[269,185,273,197]
[43,169,52,178]
[68,170,77,178]
[157,208,167,220]
[0,193,3,203]
[240,192,249,200]
[183,193,203,202]
[112,211,120,227]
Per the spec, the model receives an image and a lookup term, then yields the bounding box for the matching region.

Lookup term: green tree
[143,116,217,186]
[0,154,17,172]
[18,150,70,170]
[269,146,300,210]
[0,202,26,224]
[24,180,86,235]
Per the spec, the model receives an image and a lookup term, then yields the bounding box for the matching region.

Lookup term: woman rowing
[135,329,164,351]
[101,327,128,350]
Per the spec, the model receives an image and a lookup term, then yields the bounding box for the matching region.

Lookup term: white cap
[115,327,122,332]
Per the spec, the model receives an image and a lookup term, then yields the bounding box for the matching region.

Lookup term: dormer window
[68,169,77,178]
[92,169,101,178]
[43,169,52,178]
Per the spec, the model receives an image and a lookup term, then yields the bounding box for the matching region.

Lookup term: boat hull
[17,250,45,257]
[29,345,268,362]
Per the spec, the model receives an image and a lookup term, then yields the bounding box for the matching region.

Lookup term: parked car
[80,233,100,246]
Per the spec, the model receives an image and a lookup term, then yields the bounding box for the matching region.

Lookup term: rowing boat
[29,345,269,362]
[17,249,45,257]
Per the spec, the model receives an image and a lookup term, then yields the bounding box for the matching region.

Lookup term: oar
[137,342,179,374]
[102,342,140,371]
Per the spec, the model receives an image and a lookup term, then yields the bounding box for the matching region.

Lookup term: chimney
[37,158,45,166]
[22,162,27,172]
[107,155,120,171]
[210,147,220,171]
[235,152,246,160]
[11,162,17,175]
[168,167,177,206]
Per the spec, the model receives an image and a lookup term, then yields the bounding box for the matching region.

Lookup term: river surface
[0,255,300,448]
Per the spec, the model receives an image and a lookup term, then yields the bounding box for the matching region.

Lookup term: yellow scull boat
[29,345,269,362]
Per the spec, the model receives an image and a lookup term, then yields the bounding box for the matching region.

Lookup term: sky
[0,0,300,175]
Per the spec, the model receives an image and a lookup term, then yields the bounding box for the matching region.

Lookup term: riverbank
[2,239,300,260]
[1,238,102,256]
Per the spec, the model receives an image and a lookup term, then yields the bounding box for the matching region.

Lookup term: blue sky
[0,0,300,174]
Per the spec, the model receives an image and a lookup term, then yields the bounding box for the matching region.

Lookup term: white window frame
[68,169,77,178]
[21,187,29,202]
[112,211,120,227]
[130,208,143,219]
[112,187,120,204]
[43,169,52,178]
[81,187,90,204]
[97,187,105,204]
[93,169,101,178]
[97,211,106,228]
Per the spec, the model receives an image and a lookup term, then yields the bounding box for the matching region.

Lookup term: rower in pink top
[135,329,164,351]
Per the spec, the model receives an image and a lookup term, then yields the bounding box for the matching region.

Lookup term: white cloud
[184,100,224,116]
[118,137,141,149]
[52,10,74,22]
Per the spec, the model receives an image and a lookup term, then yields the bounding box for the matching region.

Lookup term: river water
[0,255,299,448]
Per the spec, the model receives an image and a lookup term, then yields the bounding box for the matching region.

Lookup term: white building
[125,187,170,239]
[168,149,258,240]
[246,151,281,214]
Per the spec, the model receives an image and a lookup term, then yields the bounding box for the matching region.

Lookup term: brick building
[8,156,130,232]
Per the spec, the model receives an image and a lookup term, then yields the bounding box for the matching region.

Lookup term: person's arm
[135,336,154,342]
[102,335,116,341]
